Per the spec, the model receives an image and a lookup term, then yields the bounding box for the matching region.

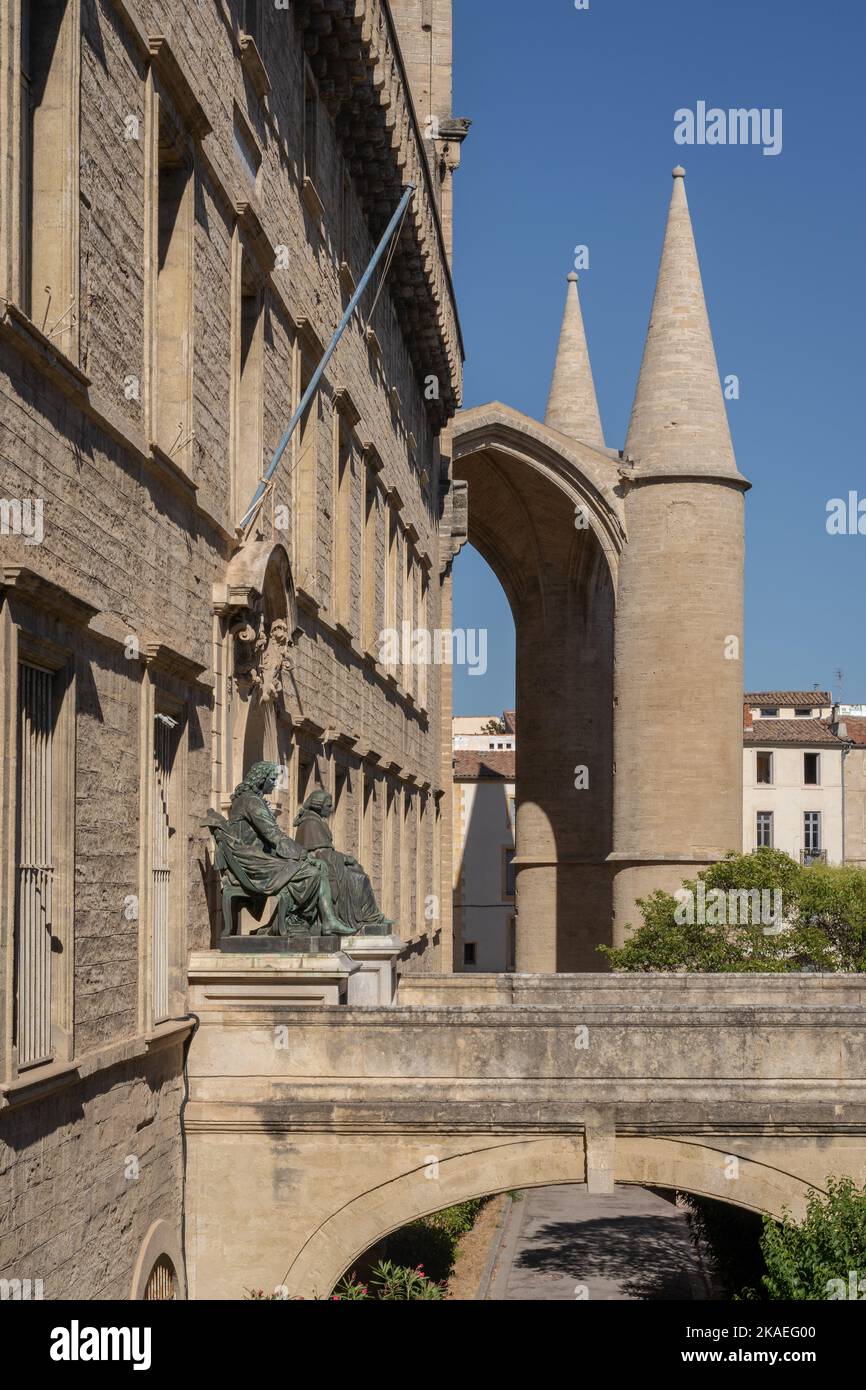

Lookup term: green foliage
[600,850,866,973]
[426,1198,486,1238]
[333,1261,445,1301]
[480,719,505,734]
[756,1178,866,1301]
[378,1219,456,1284]
[681,1179,866,1301]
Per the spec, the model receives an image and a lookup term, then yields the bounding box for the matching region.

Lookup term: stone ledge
[0,1017,194,1113]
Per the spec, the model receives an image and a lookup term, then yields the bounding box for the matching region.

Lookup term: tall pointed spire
[625,167,737,476]
[545,271,606,451]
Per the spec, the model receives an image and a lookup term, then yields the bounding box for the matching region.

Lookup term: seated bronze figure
[203,761,353,938]
[294,789,394,936]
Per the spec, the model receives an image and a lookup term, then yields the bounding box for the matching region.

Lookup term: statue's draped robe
[294,809,390,931]
[209,789,322,926]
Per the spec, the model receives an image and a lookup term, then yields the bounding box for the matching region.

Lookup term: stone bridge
[183,955,866,1299]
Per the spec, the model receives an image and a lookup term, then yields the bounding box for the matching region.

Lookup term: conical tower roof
[625,167,737,476]
[544,272,605,451]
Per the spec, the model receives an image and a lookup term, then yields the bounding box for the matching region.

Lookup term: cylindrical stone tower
[611,167,750,944]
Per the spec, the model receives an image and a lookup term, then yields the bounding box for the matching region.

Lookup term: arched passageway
[281,1133,833,1299]
[452,404,625,970]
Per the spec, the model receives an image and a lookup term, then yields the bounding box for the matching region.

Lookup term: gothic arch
[451,404,626,970]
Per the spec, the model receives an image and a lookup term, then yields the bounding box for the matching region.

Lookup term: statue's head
[241,761,280,795]
[304,787,333,817]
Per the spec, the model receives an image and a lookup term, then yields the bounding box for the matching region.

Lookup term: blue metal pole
[237,183,415,534]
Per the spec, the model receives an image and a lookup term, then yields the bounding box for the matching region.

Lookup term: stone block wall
[0,0,459,1297]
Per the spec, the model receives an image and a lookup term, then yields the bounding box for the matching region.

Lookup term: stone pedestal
[342,934,404,1005]
[188,949,360,1009]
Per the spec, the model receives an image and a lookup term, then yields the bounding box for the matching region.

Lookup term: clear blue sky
[450,0,866,716]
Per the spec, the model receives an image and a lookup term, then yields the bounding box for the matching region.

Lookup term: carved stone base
[342,933,405,1005]
[219,934,343,954]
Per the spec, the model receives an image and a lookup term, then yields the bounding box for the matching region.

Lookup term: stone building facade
[0,0,462,1298]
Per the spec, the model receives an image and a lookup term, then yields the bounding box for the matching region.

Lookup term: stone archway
[452,403,626,970]
[280,1133,824,1299]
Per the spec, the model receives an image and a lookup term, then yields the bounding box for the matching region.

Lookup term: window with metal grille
[15,662,55,1068]
[144,1256,177,1301]
[152,714,177,1024]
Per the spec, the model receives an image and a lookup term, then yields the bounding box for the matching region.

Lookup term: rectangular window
[402,544,414,696]
[463,942,477,967]
[795,707,812,718]
[362,472,378,655]
[15,662,56,1068]
[384,508,399,674]
[417,568,428,710]
[804,812,821,855]
[292,348,319,593]
[154,108,193,463]
[361,771,375,894]
[804,752,820,785]
[333,416,353,629]
[233,110,261,194]
[759,707,779,719]
[756,751,773,784]
[303,68,318,186]
[19,0,79,357]
[504,846,516,900]
[339,170,352,280]
[232,244,264,523]
[756,811,773,849]
[151,713,179,1024]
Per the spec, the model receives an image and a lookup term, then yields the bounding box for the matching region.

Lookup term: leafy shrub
[681,1179,866,1301]
[755,1178,866,1301]
[601,850,866,973]
[334,1261,445,1301]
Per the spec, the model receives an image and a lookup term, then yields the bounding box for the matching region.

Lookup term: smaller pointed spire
[625,167,737,476]
[545,272,605,450]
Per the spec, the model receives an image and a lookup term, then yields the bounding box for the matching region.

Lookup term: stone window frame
[803,810,822,856]
[301,59,324,222]
[137,659,189,1034]
[230,205,274,527]
[803,751,821,787]
[331,391,362,639]
[756,750,773,786]
[0,0,82,365]
[0,585,82,1084]
[291,323,325,603]
[142,38,210,476]
[130,1219,186,1301]
[756,810,774,850]
[502,845,516,903]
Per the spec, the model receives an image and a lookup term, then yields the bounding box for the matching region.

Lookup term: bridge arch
[282,1134,819,1299]
[451,404,626,971]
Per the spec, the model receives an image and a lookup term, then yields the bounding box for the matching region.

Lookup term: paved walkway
[484,1185,709,1301]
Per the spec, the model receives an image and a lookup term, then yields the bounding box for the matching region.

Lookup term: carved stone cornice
[235,200,276,277]
[148,35,212,140]
[291,0,463,426]
[143,641,208,685]
[0,567,99,627]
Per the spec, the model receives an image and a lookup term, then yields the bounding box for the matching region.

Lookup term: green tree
[755,1178,866,1301]
[600,850,866,973]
